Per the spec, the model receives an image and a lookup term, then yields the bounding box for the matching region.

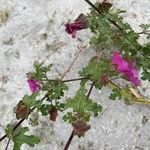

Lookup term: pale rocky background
[0,0,150,150]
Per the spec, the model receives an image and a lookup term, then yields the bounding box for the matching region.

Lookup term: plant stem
[111,76,122,80]
[138,30,150,34]
[5,138,10,150]
[84,0,101,13]
[133,99,150,105]
[109,81,122,90]
[60,45,85,81]
[87,82,95,98]
[0,94,47,142]
[62,77,87,82]
[43,77,87,83]
[83,0,140,49]
[63,82,95,150]
[0,135,7,142]
[84,0,122,31]
[63,130,74,150]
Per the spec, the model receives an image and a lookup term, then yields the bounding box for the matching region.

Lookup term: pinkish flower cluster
[27,79,40,93]
[112,51,140,86]
[65,13,88,38]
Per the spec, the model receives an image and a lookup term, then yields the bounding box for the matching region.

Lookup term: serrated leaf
[38,104,52,116]
[48,81,68,99]
[5,124,14,139]
[65,87,102,117]
[63,112,77,123]
[56,102,66,111]
[22,93,40,109]
[109,88,122,100]
[28,62,53,82]
[147,34,150,39]
[141,70,150,81]
[140,24,150,30]
[79,57,114,89]
[89,7,140,53]
[13,127,40,150]
[141,45,150,56]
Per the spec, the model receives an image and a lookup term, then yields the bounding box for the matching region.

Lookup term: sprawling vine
[0,0,150,150]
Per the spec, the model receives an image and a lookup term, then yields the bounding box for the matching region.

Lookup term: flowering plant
[0,0,150,150]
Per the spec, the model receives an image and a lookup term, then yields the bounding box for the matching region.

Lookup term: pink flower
[112,51,140,86]
[27,79,40,93]
[65,13,88,38]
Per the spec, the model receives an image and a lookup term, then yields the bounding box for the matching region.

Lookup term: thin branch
[109,81,122,90]
[63,130,74,150]
[0,94,47,142]
[84,0,101,14]
[63,81,95,150]
[84,0,122,31]
[0,134,7,143]
[111,76,122,80]
[83,0,140,49]
[62,77,87,82]
[60,45,85,81]
[43,77,87,83]
[138,31,150,34]
[5,138,10,150]
[87,82,95,98]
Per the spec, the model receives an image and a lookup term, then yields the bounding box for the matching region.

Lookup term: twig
[138,31,150,34]
[83,0,139,49]
[0,94,47,142]
[43,77,87,83]
[63,80,95,150]
[5,138,10,150]
[111,76,122,80]
[60,45,85,81]
[63,130,74,150]
[84,0,122,31]
[130,87,150,105]
[0,134,7,142]
[87,82,95,98]
[84,0,101,14]
[62,77,87,82]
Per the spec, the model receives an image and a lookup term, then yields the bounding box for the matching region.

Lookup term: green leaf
[141,70,150,81]
[63,112,77,123]
[38,104,52,116]
[89,7,140,54]
[33,62,53,80]
[65,86,102,118]
[141,45,150,56]
[56,102,66,111]
[13,127,40,150]
[5,124,14,139]
[48,81,68,99]
[27,62,53,82]
[79,57,115,89]
[109,88,122,100]
[147,34,150,39]
[140,24,150,30]
[22,93,40,109]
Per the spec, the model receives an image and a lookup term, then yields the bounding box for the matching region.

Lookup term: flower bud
[16,101,29,120]
[49,107,58,122]
[65,13,88,38]
[72,119,90,136]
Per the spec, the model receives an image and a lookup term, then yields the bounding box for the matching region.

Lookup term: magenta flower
[27,79,40,93]
[65,13,88,38]
[112,51,140,86]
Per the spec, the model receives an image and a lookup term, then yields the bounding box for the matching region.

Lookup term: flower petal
[112,51,140,86]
